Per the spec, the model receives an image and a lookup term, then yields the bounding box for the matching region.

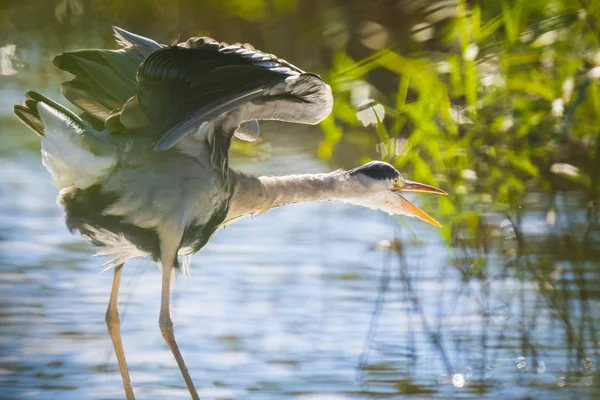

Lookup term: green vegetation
[321,0,599,243]
[316,0,600,390]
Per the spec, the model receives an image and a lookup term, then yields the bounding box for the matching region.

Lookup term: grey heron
[14,27,447,400]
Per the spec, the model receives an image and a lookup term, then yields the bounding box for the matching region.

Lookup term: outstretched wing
[117,37,332,151]
[53,27,269,142]
[51,27,163,127]
[14,91,117,190]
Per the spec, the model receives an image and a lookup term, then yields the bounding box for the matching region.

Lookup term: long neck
[224,169,350,225]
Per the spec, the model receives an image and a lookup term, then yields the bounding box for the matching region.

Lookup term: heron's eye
[393,177,400,186]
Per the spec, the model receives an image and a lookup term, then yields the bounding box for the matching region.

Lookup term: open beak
[391,180,447,227]
[392,180,448,195]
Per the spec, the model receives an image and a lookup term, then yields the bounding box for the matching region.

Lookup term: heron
[14,27,447,400]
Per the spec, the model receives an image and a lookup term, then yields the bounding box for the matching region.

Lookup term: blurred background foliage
[320,0,600,246]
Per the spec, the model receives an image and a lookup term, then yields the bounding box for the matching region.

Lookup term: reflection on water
[1,2,600,399]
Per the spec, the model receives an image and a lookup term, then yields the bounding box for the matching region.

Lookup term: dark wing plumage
[14,98,44,136]
[121,37,307,151]
[51,27,163,127]
[14,91,90,137]
[53,49,140,121]
[16,27,332,151]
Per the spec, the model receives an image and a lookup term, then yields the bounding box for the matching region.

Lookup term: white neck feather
[224,169,355,225]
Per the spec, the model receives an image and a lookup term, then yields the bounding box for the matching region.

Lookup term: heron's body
[60,138,229,267]
[14,27,447,400]
[37,103,231,268]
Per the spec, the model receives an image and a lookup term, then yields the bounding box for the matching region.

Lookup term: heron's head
[346,161,447,227]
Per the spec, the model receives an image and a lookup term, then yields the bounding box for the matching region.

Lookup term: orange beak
[391,180,447,227]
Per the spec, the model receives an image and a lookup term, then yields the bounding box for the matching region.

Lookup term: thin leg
[159,261,200,400]
[105,264,135,400]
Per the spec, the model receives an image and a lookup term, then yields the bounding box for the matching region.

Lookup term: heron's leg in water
[159,260,200,400]
[105,263,136,400]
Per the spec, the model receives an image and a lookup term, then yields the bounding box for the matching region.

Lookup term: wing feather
[112,26,162,57]
[15,91,117,190]
[124,42,309,150]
